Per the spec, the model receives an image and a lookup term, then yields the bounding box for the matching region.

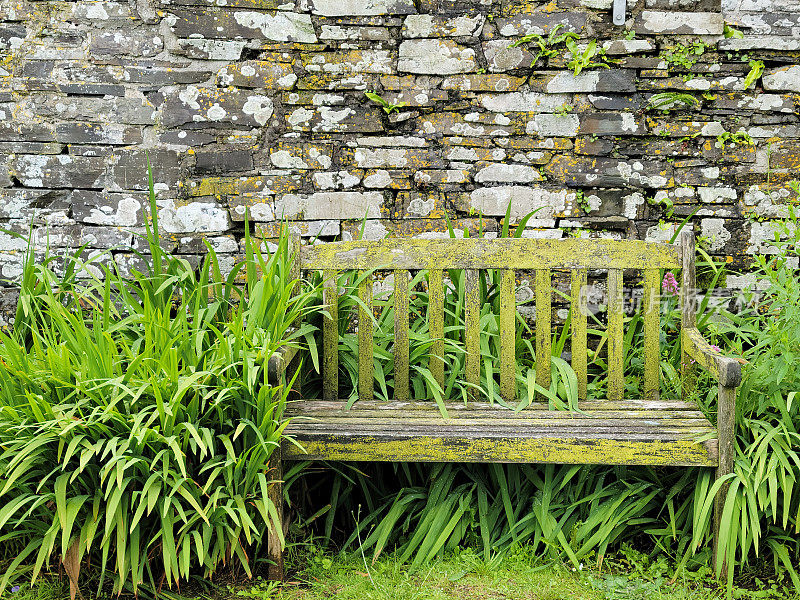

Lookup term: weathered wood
[394,270,410,402]
[643,268,660,401]
[714,382,736,579]
[267,447,284,581]
[282,433,718,467]
[499,269,516,402]
[535,269,551,394]
[464,269,481,398]
[570,269,588,400]
[682,328,742,388]
[322,270,338,402]
[680,230,696,402]
[358,272,373,402]
[289,418,715,431]
[301,238,682,271]
[607,269,624,402]
[428,269,445,391]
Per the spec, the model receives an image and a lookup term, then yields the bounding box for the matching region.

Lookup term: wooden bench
[266,230,740,579]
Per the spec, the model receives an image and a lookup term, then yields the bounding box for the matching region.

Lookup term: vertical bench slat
[358,272,374,401]
[570,269,588,401]
[643,268,661,401]
[465,269,481,397]
[607,269,624,402]
[322,270,338,402]
[428,269,445,392]
[500,269,516,402]
[535,269,551,393]
[394,270,410,401]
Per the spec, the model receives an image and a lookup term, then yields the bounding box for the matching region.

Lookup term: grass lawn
[8,548,798,600]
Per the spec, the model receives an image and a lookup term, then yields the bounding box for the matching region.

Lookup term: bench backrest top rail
[300,238,682,271]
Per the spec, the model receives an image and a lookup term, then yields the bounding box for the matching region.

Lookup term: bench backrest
[299,234,693,405]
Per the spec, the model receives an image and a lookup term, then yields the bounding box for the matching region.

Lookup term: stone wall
[1,0,799,319]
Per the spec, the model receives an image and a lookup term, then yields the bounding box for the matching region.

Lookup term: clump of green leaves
[565,38,613,75]
[723,22,744,38]
[645,92,700,113]
[715,130,754,149]
[509,24,578,67]
[364,92,407,115]
[744,59,765,89]
[0,164,320,596]
[661,41,708,70]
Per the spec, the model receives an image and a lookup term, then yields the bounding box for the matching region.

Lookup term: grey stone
[634,11,723,34]
[302,50,395,75]
[481,92,571,113]
[9,155,107,189]
[286,106,384,133]
[579,114,645,135]
[474,163,542,183]
[308,0,416,16]
[170,9,318,42]
[109,150,181,191]
[276,191,385,219]
[469,187,573,222]
[398,40,477,75]
[483,40,535,72]
[490,12,588,38]
[762,66,800,92]
[216,60,297,89]
[402,14,484,38]
[161,87,275,128]
[270,142,334,169]
[0,24,25,51]
[718,37,800,51]
[55,123,143,145]
[542,70,637,93]
[71,190,146,226]
[89,31,163,57]
[195,150,254,174]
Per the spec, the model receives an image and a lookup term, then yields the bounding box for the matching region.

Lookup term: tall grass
[0,168,320,596]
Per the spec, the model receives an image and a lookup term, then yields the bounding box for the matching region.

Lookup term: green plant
[744,60,765,90]
[661,42,708,70]
[0,164,321,596]
[565,38,612,75]
[645,92,700,113]
[509,24,578,68]
[364,92,407,115]
[723,23,744,38]
[716,130,754,149]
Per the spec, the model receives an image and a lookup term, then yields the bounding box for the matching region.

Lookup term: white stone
[470,186,572,220]
[309,0,416,16]
[398,40,476,75]
[546,72,601,94]
[474,164,541,184]
[762,66,800,92]
[700,218,731,252]
[402,14,484,38]
[526,114,580,137]
[182,39,246,60]
[276,192,384,219]
[242,95,274,125]
[481,92,571,113]
[637,11,723,35]
[697,187,737,203]
[158,200,231,233]
[233,11,317,43]
[363,170,394,188]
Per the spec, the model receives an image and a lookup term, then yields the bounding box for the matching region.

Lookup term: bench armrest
[268,345,300,386]
[682,327,741,388]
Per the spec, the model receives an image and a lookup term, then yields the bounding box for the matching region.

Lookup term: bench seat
[282,400,718,467]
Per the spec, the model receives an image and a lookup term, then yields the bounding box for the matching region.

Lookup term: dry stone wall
[1,0,799,320]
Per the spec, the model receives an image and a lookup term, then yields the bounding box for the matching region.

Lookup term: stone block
[217,61,298,89]
[468,186,574,223]
[161,87,275,128]
[398,40,476,75]
[402,14,484,38]
[55,123,143,145]
[344,148,444,169]
[578,113,645,135]
[302,50,395,75]
[9,155,107,189]
[170,9,317,43]
[270,141,334,169]
[546,156,673,188]
[307,0,416,16]
[276,191,385,219]
[417,112,515,137]
[481,92,571,113]
[441,74,527,92]
[474,163,542,183]
[483,40,534,72]
[71,191,146,226]
[89,31,163,57]
[109,150,181,191]
[0,189,71,221]
[536,70,637,93]
[157,199,232,234]
[527,114,580,137]
[490,12,588,37]
[762,66,800,92]
[286,106,384,133]
[634,11,723,34]
[195,150,254,174]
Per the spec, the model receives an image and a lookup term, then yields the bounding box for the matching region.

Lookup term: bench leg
[267,449,285,582]
[713,383,736,581]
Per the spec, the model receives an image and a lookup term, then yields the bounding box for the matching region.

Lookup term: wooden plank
[535,269,551,394]
[643,268,660,401]
[285,399,706,413]
[570,269,588,401]
[714,382,736,577]
[464,269,481,398]
[282,434,718,466]
[500,269,516,402]
[322,270,338,402]
[287,418,715,430]
[267,448,284,581]
[394,270,410,402]
[358,272,373,402]
[428,269,445,391]
[680,230,696,402]
[301,238,682,271]
[607,269,624,402]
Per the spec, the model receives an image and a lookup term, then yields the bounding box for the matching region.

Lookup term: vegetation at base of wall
[0,166,320,596]
[291,207,800,593]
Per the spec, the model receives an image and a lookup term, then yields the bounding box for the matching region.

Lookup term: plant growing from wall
[645,92,700,113]
[565,38,613,75]
[364,92,406,115]
[715,130,754,149]
[743,59,765,89]
[660,41,708,71]
[508,24,578,67]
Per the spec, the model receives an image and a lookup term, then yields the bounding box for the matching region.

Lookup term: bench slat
[500,269,516,402]
[643,268,661,401]
[394,270,410,401]
[536,269,551,395]
[570,269,588,400]
[465,269,481,398]
[301,238,681,271]
[428,269,445,391]
[286,399,707,413]
[322,271,339,402]
[358,272,373,401]
[607,269,624,402]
